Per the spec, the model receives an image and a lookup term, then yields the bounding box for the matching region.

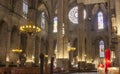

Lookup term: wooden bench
[0,67,50,74]
[11,67,40,74]
[0,67,11,74]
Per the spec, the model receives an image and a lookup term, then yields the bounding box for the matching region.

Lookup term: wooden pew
[11,67,40,74]
[0,67,50,74]
[0,67,11,74]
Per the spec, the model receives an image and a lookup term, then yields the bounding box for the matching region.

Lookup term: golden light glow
[56,53,69,59]
[86,60,92,63]
[67,47,76,51]
[12,48,22,53]
[6,57,10,62]
[117,25,120,35]
[26,56,35,63]
[44,54,48,58]
[20,21,41,33]
[26,59,34,63]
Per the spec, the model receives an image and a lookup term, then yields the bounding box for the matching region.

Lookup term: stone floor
[70,72,97,74]
[54,72,97,74]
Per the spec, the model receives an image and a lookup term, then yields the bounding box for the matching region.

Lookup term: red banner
[105,49,111,73]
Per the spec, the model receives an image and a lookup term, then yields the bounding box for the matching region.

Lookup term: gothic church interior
[0,0,120,71]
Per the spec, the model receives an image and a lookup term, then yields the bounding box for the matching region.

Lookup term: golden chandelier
[12,48,23,53]
[19,21,41,34]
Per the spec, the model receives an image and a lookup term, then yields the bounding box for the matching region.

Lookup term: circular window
[68,6,78,24]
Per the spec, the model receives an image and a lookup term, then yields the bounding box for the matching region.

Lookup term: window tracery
[68,6,78,24]
[68,6,86,24]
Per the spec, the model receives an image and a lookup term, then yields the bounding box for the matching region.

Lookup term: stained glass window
[98,12,104,29]
[99,40,104,58]
[23,0,28,19]
[53,16,58,33]
[68,6,87,24]
[68,6,78,24]
[41,12,45,29]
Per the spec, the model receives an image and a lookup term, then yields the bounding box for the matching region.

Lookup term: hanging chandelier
[12,48,23,53]
[19,20,41,35]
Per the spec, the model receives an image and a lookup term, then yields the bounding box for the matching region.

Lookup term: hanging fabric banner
[105,49,111,73]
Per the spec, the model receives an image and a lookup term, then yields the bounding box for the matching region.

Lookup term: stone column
[85,6,92,63]
[56,0,69,70]
[34,36,41,65]
[115,0,120,67]
[115,0,120,35]
[48,0,54,63]
[25,7,37,66]
[56,0,64,59]
[6,30,11,64]
[63,0,69,59]
[26,35,35,64]
[78,3,86,61]
[116,38,120,67]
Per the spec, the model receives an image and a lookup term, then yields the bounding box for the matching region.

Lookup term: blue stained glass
[23,0,28,18]
[98,12,104,29]
[53,16,58,33]
[41,12,45,29]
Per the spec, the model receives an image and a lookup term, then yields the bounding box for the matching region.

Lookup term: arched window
[99,40,104,58]
[41,12,45,29]
[53,16,58,33]
[23,0,28,18]
[98,12,104,29]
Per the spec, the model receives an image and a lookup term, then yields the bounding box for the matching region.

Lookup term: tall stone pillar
[115,38,120,66]
[48,0,54,63]
[26,35,35,63]
[57,0,64,59]
[85,7,92,63]
[78,3,86,61]
[34,36,41,65]
[56,0,69,70]
[63,0,69,59]
[115,0,120,35]
[6,30,11,64]
[25,8,37,65]
[115,0,120,67]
